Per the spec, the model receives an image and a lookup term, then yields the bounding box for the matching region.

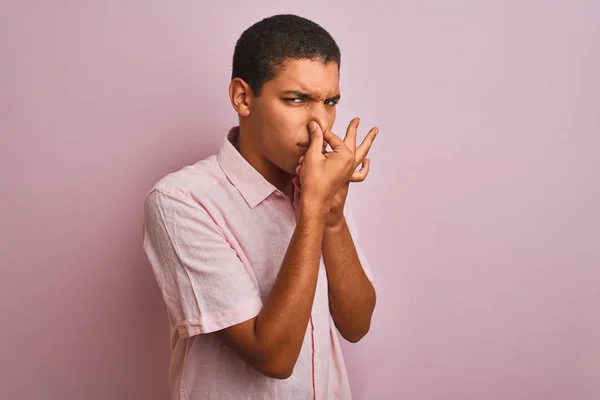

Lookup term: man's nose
[308,99,331,129]
[308,115,330,151]
[308,115,330,134]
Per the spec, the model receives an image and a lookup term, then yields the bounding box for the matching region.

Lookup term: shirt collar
[217,126,301,208]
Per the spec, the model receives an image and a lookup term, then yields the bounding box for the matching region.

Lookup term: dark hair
[231,14,341,96]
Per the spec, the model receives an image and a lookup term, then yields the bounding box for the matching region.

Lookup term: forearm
[322,217,376,342]
[254,201,328,372]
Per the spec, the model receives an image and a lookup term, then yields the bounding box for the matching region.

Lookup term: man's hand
[293,118,379,227]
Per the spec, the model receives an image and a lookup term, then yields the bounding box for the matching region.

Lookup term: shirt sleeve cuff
[175,296,263,338]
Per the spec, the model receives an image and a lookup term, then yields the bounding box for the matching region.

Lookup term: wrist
[300,198,330,223]
[325,214,346,231]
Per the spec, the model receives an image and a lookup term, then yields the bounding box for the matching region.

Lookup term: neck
[236,125,294,199]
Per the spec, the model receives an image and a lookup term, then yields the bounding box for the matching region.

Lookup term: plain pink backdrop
[1,1,599,399]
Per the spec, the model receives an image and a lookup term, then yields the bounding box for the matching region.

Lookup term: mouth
[297,142,310,148]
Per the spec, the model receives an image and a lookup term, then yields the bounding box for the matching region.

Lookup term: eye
[284,98,305,104]
[325,99,339,106]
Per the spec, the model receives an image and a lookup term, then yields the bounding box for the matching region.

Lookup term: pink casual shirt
[142,127,374,400]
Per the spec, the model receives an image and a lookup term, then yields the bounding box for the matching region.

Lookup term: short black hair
[231,14,341,97]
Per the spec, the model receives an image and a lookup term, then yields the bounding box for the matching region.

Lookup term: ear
[229,78,252,117]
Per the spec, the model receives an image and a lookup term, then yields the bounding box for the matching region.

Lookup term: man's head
[229,14,341,179]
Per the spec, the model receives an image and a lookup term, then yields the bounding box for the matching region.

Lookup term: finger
[298,155,304,165]
[344,117,360,151]
[295,164,302,175]
[321,125,347,152]
[349,158,371,182]
[355,127,379,164]
[293,175,301,187]
[307,121,324,158]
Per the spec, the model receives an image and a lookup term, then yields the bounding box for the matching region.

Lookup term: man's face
[246,58,340,175]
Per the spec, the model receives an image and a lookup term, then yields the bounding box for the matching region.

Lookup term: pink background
[1,1,599,399]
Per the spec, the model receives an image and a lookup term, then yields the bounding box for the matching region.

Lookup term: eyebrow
[282,90,341,102]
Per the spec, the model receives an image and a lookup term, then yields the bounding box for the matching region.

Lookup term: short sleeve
[343,195,375,284]
[142,189,263,338]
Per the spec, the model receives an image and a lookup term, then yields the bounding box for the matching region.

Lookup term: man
[143,14,379,400]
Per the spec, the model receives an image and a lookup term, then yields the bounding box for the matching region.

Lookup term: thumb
[306,121,324,157]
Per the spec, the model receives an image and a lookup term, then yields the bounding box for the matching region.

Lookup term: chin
[269,151,297,176]
[277,161,296,176]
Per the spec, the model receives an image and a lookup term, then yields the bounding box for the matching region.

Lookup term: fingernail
[309,121,317,132]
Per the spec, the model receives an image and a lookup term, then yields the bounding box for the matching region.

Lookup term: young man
[143,14,379,400]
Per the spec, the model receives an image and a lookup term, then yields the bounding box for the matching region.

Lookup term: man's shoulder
[145,154,227,203]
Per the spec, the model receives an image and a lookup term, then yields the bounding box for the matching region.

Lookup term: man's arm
[322,216,376,343]
[216,202,328,379]
[216,120,360,379]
